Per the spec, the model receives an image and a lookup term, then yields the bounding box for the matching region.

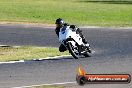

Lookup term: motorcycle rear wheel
[83,52,90,57]
[83,47,91,57]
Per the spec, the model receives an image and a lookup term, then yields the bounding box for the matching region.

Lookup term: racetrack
[0,24,132,88]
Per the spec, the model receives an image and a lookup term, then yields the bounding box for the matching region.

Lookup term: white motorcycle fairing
[58,25,91,59]
[59,26,83,46]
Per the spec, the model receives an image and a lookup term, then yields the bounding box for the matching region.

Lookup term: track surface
[0,24,132,88]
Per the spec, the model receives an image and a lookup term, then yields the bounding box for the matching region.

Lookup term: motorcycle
[59,25,91,59]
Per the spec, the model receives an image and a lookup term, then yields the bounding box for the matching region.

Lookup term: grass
[0,0,132,26]
[0,46,69,62]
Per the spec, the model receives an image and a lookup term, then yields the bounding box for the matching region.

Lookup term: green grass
[0,46,69,62]
[0,0,132,26]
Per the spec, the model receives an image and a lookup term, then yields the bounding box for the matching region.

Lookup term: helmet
[55,18,64,25]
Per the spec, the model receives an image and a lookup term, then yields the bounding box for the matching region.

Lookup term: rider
[55,18,90,52]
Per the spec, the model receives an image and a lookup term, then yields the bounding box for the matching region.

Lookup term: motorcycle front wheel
[67,42,79,59]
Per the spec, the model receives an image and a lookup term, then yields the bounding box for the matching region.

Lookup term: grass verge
[0,0,132,27]
[0,46,69,62]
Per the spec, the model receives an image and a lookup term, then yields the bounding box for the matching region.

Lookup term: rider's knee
[59,45,67,52]
[59,47,64,52]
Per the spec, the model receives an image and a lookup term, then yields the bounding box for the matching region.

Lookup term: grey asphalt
[0,24,132,88]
